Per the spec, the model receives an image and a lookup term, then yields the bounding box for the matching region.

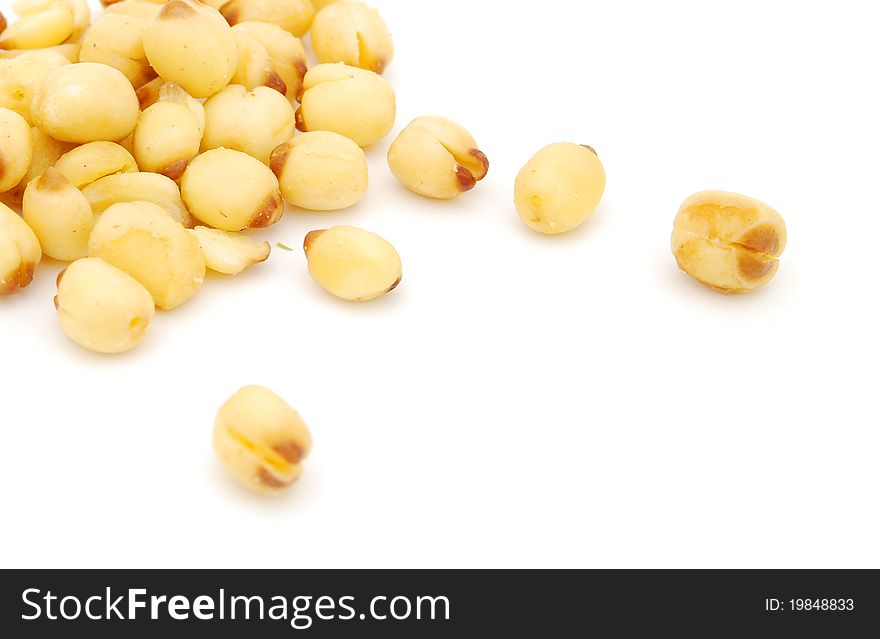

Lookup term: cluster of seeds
[0,0,788,495]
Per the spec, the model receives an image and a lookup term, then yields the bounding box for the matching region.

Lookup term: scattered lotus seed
[78,12,156,89]
[388,116,489,200]
[0,0,75,50]
[0,49,70,124]
[296,62,396,148]
[53,141,138,189]
[231,21,308,104]
[55,257,155,354]
[81,171,194,228]
[0,201,41,296]
[671,191,787,294]
[202,84,296,165]
[304,225,402,302]
[31,62,140,143]
[214,385,313,495]
[133,101,202,179]
[0,107,34,194]
[180,148,284,232]
[142,0,238,99]
[270,131,368,211]
[22,167,95,262]
[87,200,206,310]
[189,226,271,276]
[514,142,606,235]
[311,0,394,74]
[220,0,316,38]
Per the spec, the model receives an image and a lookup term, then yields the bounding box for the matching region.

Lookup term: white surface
[1,0,878,569]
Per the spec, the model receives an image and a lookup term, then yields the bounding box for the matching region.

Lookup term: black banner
[0,570,877,636]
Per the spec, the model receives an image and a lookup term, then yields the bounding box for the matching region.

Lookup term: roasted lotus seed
[88,200,206,310]
[387,116,489,200]
[231,21,307,103]
[202,85,296,164]
[78,11,156,89]
[270,131,368,211]
[514,142,606,235]
[53,141,138,189]
[221,0,316,38]
[189,226,271,276]
[0,49,70,123]
[133,101,202,179]
[22,167,95,261]
[304,225,401,302]
[213,385,312,495]
[296,63,395,148]
[0,107,34,194]
[55,257,155,354]
[0,201,41,296]
[0,0,74,50]
[671,191,787,294]
[310,0,393,74]
[31,62,140,143]
[180,148,284,232]
[142,0,238,99]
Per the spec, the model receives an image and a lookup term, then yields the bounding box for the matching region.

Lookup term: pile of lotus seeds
[0,0,788,495]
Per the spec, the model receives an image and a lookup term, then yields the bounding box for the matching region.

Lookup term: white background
[1,0,878,569]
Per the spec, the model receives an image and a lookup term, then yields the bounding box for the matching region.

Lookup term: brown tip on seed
[294,58,308,81]
[738,224,780,256]
[387,275,402,294]
[37,167,69,191]
[220,4,239,25]
[303,230,324,253]
[455,165,477,192]
[295,107,308,132]
[0,12,6,35]
[737,251,775,280]
[101,0,123,6]
[160,0,198,20]
[274,441,303,464]
[249,192,283,229]
[1,261,36,296]
[373,58,387,75]
[0,155,6,183]
[56,267,67,290]
[257,467,292,490]
[469,148,489,179]
[269,143,291,177]
[580,144,598,157]
[265,70,288,95]
[161,159,189,182]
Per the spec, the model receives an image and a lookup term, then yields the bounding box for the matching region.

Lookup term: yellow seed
[304,225,401,302]
[221,0,316,38]
[142,0,238,99]
[22,167,95,261]
[189,226,271,275]
[296,62,395,148]
[514,142,606,235]
[0,49,70,124]
[157,81,207,135]
[133,102,202,179]
[3,127,73,206]
[0,0,74,50]
[388,116,489,200]
[213,385,312,495]
[53,141,138,189]
[55,257,155,354]
[0,107,34,194]
[32,62,140,143]
[270,131,368,211]
[78,12,156,89]
[0,201,41,296]
[81,172,193,228]
[180,148,284,232]
[229,29,285,94]
[202,85,296,165]
[88,200,206,310]
[104,0,163,22]
[311,0,393,74]
[671,191,787,294]
[231,21,307,104]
